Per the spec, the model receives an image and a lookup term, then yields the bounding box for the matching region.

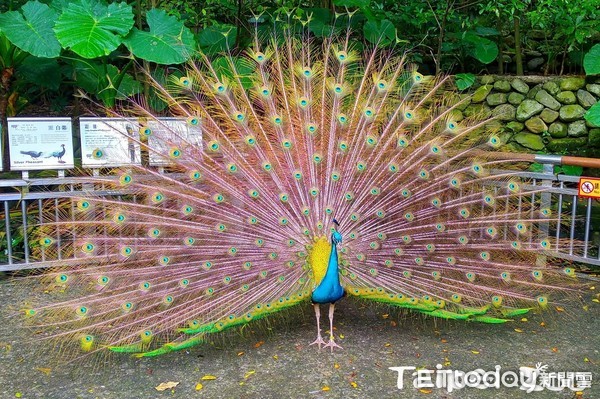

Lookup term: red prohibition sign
[580,181,594,194]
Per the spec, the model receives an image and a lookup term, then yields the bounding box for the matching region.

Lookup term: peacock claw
[309,336,326,349]
[324,338,343,352]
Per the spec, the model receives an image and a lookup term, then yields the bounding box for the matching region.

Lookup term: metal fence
[0,162,598,272]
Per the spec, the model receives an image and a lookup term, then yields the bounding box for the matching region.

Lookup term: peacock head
[331,218,342,245]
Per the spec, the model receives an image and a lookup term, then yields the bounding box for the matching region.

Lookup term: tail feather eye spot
[376,80,388,91]
[213,82,226,93]
[82,243,95,253]
[40,237,54,247]
[187,117,200,126]
[397,136,409,148]
[141,126,152,137]
[179,76,191,87]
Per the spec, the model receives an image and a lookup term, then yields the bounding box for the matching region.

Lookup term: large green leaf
[364,19,396,47]
[455,73,476,91]
[333,0,370,7]
[198,25,237,55]
[212,56,255,89]
[0,1,60,58]
[18,56,61,89]
[123,9,195,65]
[463,33,498,64]
[585,102,600,127]
[583,43,600,75]
[70,58,140,106]
[54,0,133,58]
[474,39,498,64]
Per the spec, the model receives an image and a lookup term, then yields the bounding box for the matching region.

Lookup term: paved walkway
[0,279,598,399]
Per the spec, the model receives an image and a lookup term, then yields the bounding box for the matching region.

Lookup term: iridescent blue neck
[311,230,344,304]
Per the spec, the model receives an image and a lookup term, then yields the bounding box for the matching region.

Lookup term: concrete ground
[0,279,598,399]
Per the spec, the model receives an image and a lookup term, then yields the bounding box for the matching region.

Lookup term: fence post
[536,162,554,268]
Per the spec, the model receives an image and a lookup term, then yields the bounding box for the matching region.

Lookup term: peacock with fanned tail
[15,20,583,360]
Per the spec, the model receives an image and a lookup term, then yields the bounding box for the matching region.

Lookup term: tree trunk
[514,15,523,76]
[0,67,14,172]
[496,15,503,74]
[435,0,454,75]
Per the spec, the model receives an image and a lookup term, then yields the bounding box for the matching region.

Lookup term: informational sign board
[80,117,141,168]
[7,117,74,170]
[578,177,600,199]
[146,117,202,166]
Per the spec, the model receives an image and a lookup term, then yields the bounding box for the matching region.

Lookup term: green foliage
[66,57,140,107]
[54,0,134,59]
[455,73,476,91]
[123,9,195,65]
[198,24,236,55]
[18,57,61,90]
[462,32,499,64]
[363,19,396,46]
[212,56,254,89]
[0,0,61,58]
[585,103,600,128]
[584,43,600,75]
[0,0,598,118]
[554,165,584,176]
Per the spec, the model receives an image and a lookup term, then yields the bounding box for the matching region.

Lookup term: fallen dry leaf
[254,341,264,348]
[419,388,433,394]
[36,367,52,375]
[514,328,524,333]
[195,383,203,391]
[350,381,358,388]
[201,375,217,380]
[322,386,330,391]
[155,381,179,391]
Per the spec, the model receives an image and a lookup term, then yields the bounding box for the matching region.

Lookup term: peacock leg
[323,303,342,351]
[309,303,326,348]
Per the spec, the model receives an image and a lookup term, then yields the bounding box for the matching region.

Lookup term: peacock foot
[323,338,343,352]
[309,335,326,349]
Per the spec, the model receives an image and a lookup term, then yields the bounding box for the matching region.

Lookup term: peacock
[12,19,584,362]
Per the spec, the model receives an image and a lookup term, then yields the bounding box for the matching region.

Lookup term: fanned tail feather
[14,18,582,361]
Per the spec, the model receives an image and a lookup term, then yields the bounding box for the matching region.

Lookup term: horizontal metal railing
[0,157,598,272]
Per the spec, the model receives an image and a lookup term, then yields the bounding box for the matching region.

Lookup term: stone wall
[457,76,600,157]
